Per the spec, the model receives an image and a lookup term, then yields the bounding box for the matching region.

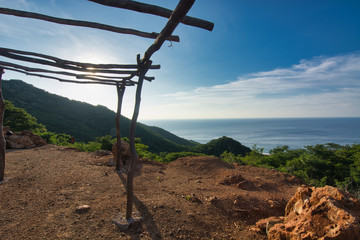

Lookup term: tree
[4,100,46,133]
[195,136,251,156]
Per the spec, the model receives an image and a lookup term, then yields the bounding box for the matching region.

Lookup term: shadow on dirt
[117,171,162,240]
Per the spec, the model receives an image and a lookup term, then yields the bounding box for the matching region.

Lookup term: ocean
[142,118,360,153]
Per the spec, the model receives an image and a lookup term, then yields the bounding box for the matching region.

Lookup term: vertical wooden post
[0,67,6,182]
[115,83,125,171]
[125,0,196,220]
[126,56,151,220]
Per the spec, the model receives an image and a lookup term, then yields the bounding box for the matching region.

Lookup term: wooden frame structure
[0,0,213,221]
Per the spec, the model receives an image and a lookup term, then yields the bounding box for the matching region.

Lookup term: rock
[256,216,284,232]
[5,130,47,149]
[94,150,111,156]
[112,212,142,230]
[112,140,131,165]
[208,196,218,204]
[268,186,360,240]
[189,194,202,204]
[249,226,263,233]
[236,180,257,191]
[218,174,245,185]
[75,205,91,213]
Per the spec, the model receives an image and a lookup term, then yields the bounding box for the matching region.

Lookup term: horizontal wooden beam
[88,0,214,31]
[0,51,140,74]
[1,66,133,86]
[0,7,180,42]
[0,60,141,84]
[0,47,160,70]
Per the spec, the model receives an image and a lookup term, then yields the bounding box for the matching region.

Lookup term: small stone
[249,226,262,233]
[112,212,142,231]
[256,216,284,231]
[75,205,91,213]
[208,196,217,204]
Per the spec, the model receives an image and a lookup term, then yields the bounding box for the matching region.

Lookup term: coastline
[142,117,360,152]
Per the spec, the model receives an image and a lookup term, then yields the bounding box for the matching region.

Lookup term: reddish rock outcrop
[5,130,47,149]
[267,185,360,240]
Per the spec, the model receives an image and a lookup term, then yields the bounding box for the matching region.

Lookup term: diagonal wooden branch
[142,0,195,62]
[0,47,161,70]
[0,7,180,42]
[88,0,214,31]
[126,0,196,221]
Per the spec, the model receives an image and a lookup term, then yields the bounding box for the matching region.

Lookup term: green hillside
[2,79,197,153]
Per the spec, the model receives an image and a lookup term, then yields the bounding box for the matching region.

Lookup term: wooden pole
[142,0,195,62]
[125,0,196,220]
[88,0,214,31]
[0,67,6,182]
[126,57,150,219]
[115,83,125,171]
[0,7,180,42]
[0,47,161,70]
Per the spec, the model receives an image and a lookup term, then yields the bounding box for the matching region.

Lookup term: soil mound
[166,156,233,176]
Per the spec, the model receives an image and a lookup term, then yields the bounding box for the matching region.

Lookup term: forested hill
[2,79,197,152]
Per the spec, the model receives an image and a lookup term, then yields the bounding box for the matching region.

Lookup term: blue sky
[0,0,359,119]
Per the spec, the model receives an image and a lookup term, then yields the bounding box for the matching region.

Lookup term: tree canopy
[4,100,46,133]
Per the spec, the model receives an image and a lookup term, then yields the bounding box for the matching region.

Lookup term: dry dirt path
[0,145,301,239]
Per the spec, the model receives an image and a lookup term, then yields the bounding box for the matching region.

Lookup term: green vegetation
[2,79,197,153]
[221,143,360,196]
[192,136,251,156]
[4,100,46,133]
[132,138,206,163]
[4,84,359,196]
[3,96,250,163]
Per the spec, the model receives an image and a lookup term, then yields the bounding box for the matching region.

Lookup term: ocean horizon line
[141,116,360,122]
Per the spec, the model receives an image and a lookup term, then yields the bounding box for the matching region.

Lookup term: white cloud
[141,52,360,119]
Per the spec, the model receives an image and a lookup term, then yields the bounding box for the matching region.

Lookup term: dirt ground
[0,145,302,239]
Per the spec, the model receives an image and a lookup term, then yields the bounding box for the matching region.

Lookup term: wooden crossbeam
[0,51,136,74]
[0,47,161,70]
[1,66,138,86]
[88,0,214,31]
[0,60,141,83]
[0,7,180,42]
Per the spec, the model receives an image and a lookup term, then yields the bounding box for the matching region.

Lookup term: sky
[0,0,359,120]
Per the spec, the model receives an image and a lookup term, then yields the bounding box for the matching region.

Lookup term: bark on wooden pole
[125,0,196,220]
[142,0,195,62]
[115,83,125,171]
[0,47,161,70]
[0,7,180,42]
[126,58,150,219]
[0,67,6,182]
[88,0,214,31]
